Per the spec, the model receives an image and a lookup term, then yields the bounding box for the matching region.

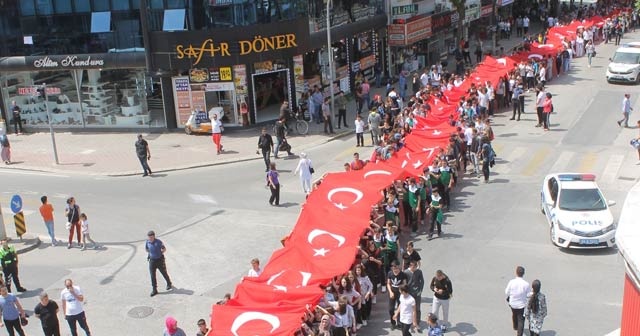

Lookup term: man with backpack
[480,136,496,183]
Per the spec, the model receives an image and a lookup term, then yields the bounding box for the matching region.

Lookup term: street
[1,35,639,336]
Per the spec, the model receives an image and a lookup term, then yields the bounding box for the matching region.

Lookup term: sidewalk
[0,89,389,176]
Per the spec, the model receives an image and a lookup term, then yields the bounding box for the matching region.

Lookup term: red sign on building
[387,16,432,47]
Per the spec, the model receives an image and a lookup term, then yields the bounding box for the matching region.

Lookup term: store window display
[1,69,164,129]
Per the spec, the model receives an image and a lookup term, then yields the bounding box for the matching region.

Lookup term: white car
[606,45,640,84]
[540,173,616,249]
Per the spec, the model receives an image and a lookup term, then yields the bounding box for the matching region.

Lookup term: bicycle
[272,108,309,136]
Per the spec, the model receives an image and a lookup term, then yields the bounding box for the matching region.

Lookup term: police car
[540,173,616,249]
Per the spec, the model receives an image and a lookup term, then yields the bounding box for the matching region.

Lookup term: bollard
[13,212,26,239]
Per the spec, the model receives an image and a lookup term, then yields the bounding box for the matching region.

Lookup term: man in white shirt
[505,266,531,336]
[60,279,92,336]
[523,16,530,35]
[420,69,430,88]
[394,285,417,335]
[247,258,261,277]
[535,86,546,127]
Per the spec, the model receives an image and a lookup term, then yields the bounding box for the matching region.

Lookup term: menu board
[173,77,192,126]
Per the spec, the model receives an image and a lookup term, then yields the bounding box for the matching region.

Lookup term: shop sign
[392,4,418,16]
[352,61,360,73]
[430,12,453,35]
[176,34,299,66]
[254,61,274,73]
[33,55,105,69]
[388,24,407,47]
[406,16,432,44]
[359,55,377,70]
[172,77,192,125]
[464,6,481,23]
[481,5,493,17]
[451,11,459,24]
[17,86,61,96]
[205,82,234,91]
[190,68,209,83]
[233,64,247,95]
[293,55,305,94]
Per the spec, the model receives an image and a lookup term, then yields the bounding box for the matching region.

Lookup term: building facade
[0,0,387,131]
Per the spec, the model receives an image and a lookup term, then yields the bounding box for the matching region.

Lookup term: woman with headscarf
[0,128,10,164]
[294,152,313,195]
[524,280,547,336]
[163,316,186,336]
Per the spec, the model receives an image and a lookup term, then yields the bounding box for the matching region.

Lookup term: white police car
[540,173,616,249]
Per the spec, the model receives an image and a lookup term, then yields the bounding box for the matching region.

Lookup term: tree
[450,0,467,40]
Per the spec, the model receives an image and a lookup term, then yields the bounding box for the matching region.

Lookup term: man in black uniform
[257,128,274,172]
[145,230,172,297]
[11,101,23,135]
[0,239,26,293]
[135,134,152,177]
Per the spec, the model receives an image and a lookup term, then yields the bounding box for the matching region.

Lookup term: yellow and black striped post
[13,212,26,238]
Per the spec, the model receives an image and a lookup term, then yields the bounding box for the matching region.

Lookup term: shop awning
[0,52,146,72]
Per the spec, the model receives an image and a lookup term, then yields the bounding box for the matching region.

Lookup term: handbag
[279,139,291,152]
[66,222,71,230]
[631,138,640,149]
[309,166,315,174]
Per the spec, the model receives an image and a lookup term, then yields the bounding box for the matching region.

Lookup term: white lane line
[0,170,69,178]
[601,154,624,184]
[80,149,96,155]
[548,151,575,173]
[493,146,527,174]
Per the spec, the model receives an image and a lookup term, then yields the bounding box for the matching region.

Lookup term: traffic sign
[14,212,26,237]
[10,195,22,214]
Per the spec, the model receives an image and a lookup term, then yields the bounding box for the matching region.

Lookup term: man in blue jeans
[135,134,152,177]
[60,279,91,336]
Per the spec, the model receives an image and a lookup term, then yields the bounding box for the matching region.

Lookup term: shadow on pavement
[277,202,299,208]
[489,178,510,184]
[451,321,478,335]
[560,245,618,256]
[149,174,168,178]
[541,330,558,336]
[17,287,44,299]
[162,287,195,296]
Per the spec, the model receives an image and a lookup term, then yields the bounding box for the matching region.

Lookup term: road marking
[548,151,575,173]
[0,170,69,178]
[577,152,598,173]
[188,194,218,205]
[601,154,624,184]
[493,146,526,174]
[522,147,551,176]
[80,149,96,155]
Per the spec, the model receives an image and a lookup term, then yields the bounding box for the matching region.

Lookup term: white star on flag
[313,248,330,256]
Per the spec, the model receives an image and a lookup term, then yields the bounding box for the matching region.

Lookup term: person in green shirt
[406,178,422,234]
[439,161,454,211]
[428,189,444,240]
[0,240,26,293]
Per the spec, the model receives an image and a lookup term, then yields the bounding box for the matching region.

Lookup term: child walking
[80,213,97,250]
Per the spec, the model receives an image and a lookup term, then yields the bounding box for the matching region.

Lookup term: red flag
[234,279,324,307]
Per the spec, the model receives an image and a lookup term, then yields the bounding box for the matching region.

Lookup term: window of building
[20,0,36,16]
[163,9,185,31]
[92,0,110,12]
[166,0,186,9]
[35,0,54,15]
[207,5,233,27]
[112,0,131,11]
[150,0,164,9]
[54,0,73,14]
[91,11,111,33]
[74,0,91,12]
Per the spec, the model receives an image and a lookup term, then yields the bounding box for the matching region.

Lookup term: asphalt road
[1,33,639,335]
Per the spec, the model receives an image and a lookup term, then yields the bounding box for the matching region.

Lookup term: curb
[0,129,354,177]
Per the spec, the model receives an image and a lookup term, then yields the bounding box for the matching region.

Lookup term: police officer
[0,239,26,293]
[145,231,172,297]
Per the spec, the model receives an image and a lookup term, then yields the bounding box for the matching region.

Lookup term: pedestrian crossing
[486,144,637,188]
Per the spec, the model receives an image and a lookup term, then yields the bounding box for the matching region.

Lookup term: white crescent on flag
[231,312,280,336]
[327,187,364,210]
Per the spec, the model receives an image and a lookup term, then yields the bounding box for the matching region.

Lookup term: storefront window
[252,60,290,123]
[81,69,155,127]
[1,69,164,129]
[166,0,186,9]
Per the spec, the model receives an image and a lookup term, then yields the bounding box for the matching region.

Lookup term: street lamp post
[42,83,60,165]
[326,0,335,118]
